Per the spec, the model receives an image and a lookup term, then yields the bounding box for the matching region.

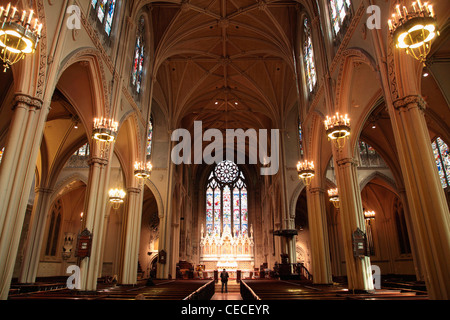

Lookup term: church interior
[0,0,449,304]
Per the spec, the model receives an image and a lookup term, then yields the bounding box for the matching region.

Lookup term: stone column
[119,186,143,284]
[18,187,54,284]
[78,154,112,292]
[333,154,373,292]
[0,94,47,300]
[388,95,450,299]
[306,187,333,284]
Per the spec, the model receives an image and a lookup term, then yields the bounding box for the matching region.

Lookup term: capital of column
[309,187,325,195]
[13,94,43,110]
[87,156,109,166]
[393,95,426,112]
[126,187,141,195]
[336,157,358,168]
[34,187,54,194]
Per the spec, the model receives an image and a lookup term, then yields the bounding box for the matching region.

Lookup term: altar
[199,224,255,275]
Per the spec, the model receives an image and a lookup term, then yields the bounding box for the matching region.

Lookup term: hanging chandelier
[388,1,439,65]
[324,112,350,149]
[0,3,42,72]
[108,188,126,210]
[327,188,340,208]
[92,117,118,142]
[296,160,315,186]
[364,210,376,220]
[134,161,152,179]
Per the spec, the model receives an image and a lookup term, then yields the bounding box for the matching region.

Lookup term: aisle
[210,280,242,300]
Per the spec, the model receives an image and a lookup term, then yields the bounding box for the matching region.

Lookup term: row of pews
[241,279,429,300]
[8,280,214,300]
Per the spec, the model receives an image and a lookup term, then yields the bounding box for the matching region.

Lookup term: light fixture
[92,117,118,142]
[388,1,439,65]
[296,160,315,186]
[0,3,42,72]
[364,210,376,220]
[134,161,152,179]
[108,188,126,210]
[324,112,351,149]
[327,188,340,208]
[423,72,429,77]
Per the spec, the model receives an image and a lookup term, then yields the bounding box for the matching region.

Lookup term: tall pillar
[388,95,450,299]
[306,187,333,284]
[18,187,54,284]
[78,153,112,292]
[333,150,373,292]
[0,94,47,300]
[119,186,143,284]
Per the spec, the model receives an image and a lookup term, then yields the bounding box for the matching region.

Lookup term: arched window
[329,0,351,35]
[303,18,317,93]
[298,118,304,157]
[45,199,62,257]
[146,116,153,158]
[132,17,145,94]
[73,143,90,157]
[432,137,450,188]
[91,0,117,36]
[206,160,248,238]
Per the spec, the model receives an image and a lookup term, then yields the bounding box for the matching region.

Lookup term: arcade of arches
[0,0,449,301]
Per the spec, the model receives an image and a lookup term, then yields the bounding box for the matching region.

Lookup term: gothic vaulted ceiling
[149,0,302,132]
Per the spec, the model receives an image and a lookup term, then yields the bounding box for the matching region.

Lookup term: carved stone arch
[359,171,398,196]
[56,48,111,121]
[334,48,378,114]
[145,179,165,219]
[49,173,88,206]
[289,181,306,220]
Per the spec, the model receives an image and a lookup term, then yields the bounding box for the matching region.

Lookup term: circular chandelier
[324,113,350,149]
[327,188,340,208]
[364,210,376,220]
[388,1,439,64]
[109,188,126,210]
[0,3,42,72]
[92,117,118,142]
[296,160,315,186]
[134,161,152,179]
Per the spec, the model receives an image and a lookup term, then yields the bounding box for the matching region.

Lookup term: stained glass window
[92,0,116,36]
[105,0,116,36]
[146,116,153,157]
[132,17,145,93]
[329,0,351,35]
[298,119,303,157]
[432,137,450,188]
[205,160,248,237]
[303,18,317,93]
[73,143,89,157]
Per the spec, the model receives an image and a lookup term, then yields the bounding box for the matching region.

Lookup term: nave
[7,277,427,301]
